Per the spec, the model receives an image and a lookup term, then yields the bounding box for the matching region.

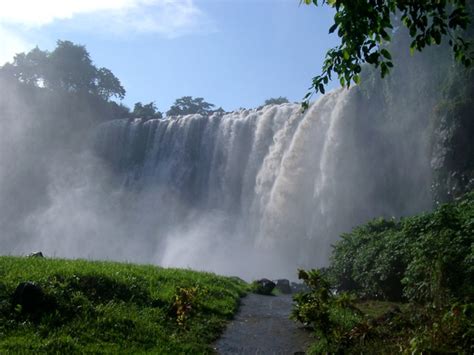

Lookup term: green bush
[330,218,410,301]
[329,190,474,304]
[299,193,473,353]
[402,194,474,304]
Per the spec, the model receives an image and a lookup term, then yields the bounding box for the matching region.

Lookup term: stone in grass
[252,278,276,295]
[27,251,44,258]
[12,281,45,313]
[274,279,292,294]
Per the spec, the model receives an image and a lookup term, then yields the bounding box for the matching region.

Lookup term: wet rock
[252,278,275,295]
[27,251,44,258]
[12,281,44,313]
[291,282,310,293]
[274,279,292,294]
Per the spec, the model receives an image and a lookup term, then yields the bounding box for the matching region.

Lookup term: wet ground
[213,294,313,354]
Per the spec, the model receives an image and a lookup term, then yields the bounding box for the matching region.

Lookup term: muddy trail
[213,294,313,354]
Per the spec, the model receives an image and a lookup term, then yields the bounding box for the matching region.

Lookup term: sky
[0,0,339,112]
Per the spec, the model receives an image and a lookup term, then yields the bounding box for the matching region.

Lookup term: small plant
[291,269,362,353]
[171,286,200,327]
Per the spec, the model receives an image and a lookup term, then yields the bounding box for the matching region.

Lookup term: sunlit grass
[0,256,248,354]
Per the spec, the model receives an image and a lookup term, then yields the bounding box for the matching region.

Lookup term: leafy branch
[301,0,473,109]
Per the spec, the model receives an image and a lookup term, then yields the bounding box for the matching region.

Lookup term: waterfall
[94,87,432,279]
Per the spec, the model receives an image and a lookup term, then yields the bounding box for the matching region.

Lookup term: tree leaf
[381,49,392,60]
[353,74,361,85]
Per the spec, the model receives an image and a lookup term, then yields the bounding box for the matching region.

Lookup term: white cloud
[69,0,215,38]
[0,1,206,28]
[0,0,214,64]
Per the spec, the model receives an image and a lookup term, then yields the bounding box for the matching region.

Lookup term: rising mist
[0,29,464,281]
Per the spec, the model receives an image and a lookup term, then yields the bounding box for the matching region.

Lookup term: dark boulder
[274,279,292,294]
[12,281,45,313]
[252,278,276,295]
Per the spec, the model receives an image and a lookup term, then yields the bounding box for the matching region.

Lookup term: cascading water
[94,87,432,279]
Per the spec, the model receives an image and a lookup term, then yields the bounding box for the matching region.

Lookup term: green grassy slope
[0,257,248,354]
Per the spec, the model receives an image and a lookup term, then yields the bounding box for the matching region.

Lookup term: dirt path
[213,294,313,354]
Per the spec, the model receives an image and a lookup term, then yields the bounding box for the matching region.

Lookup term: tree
[264,96,289,105]
[213,107,226,115]
[0,40,126,101]
[47,40,97,93]
[132,102,163,120]
[262,96,289,107]
[109,102,131,119]
[301,0,474,108]
[166,96,215,116]
[96,67,125,100]
[9,47,48,86]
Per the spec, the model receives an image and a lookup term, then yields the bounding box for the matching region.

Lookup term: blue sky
[0,0,338,111]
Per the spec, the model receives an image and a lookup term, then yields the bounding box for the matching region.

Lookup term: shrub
[329,190,474,304]
[402,193,474,304]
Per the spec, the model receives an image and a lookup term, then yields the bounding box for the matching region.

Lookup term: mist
[0,28,460,281]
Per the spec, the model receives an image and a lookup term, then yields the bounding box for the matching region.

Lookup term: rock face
[252,278,276,295]
[12,281,44,313]
[274,279,292,294]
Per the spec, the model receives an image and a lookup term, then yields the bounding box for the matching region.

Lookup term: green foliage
[260,96,290,108]
[47,40,98,94]
[108,101,132,119]
[402,192,474,304]
[132,101,163,120]
[407,303,474,353]
[166,96,215,116]
[0,40,125,101]
[301,0,473,108]
[329,190,474,305]
[346,302,473,354]
[299,191,473,353]
[0,257,247,353]
[96,67,126,101]
[293,270,473,353]
[291,269,362,354]
[330,218,407,300]
[4,46,48,86]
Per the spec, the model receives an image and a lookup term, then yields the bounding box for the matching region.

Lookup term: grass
[0,256,248,354]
